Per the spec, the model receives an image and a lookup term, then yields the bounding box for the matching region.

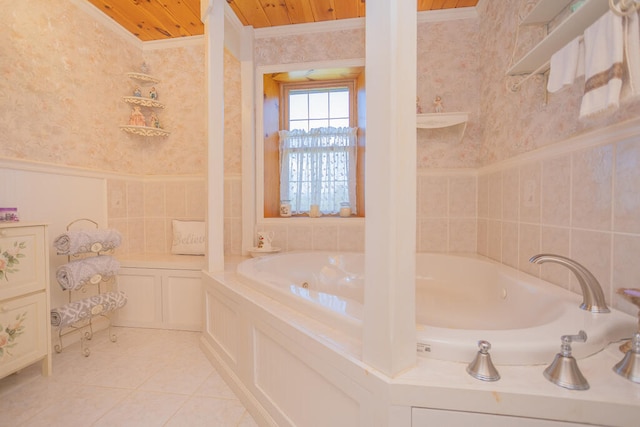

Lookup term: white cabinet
[412,408,586,426]
[0,223,51,379]
[115,266,202,331]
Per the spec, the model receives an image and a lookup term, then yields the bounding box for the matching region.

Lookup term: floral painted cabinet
[0,223,51,380]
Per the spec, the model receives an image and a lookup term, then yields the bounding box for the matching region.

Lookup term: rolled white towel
[56,255,120,291]
[53,228,122,255]
[50,291,127,328]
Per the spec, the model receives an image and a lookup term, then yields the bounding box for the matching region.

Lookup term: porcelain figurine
[129,106,146,127]
[433,95,444,113]
[133,86,142,97]
[149,87,158,100]
[150,112,161,128]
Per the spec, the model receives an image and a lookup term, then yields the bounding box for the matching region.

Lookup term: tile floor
[0,327,258,427]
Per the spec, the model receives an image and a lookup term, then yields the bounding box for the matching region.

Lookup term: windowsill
[259,216,365,224]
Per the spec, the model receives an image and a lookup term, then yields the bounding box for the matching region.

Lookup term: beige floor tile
[92,390,189,427]
[165,395,247,426]
[0,327,257,427]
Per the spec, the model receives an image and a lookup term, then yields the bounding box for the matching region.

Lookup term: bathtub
[236,252,636,365]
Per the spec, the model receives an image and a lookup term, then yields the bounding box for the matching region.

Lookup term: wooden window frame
[263,75,365,218]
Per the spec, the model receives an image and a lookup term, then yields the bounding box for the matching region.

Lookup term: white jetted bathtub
[236,252,636,365]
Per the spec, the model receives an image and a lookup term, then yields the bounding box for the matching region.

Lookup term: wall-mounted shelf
[123,96,165,109]
[417,112,469,129]
[120,125,170,137]
[126,72,160,84]
[520,0,573,26]
[417,112,469,142]
[507,0,610,76]
[122,70,169,137]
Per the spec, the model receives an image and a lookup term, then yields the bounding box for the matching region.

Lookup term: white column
[203,0,225,272]
[240,27,255,256]
[363,0,417,376]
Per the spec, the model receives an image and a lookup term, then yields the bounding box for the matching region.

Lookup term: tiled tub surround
[106,175,243,256]
[478,118,640,317]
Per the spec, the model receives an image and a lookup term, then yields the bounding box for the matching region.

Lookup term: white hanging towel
[580,11,624,118]
[547,36,584,93]
[624,11,640,97]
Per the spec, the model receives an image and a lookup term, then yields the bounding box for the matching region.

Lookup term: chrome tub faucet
[529,254,610,313]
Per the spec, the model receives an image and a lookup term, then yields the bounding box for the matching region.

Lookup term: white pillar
[363,0,417,376]
[203,0,225,272]
[240,27,255,256]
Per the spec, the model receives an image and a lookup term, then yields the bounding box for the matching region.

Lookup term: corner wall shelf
[120,125,170,137]
[122,70,169,137]
[417,112,469,129]
[126,72,160,84]
[507,0,610,76]
[123,96,165,109]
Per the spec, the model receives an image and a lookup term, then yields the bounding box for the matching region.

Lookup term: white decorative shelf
[123,96,165,109]
[507,0,609,76]
[520,0,573,25]
[126,72,160,84]
[120,125,170,137]
[416,112,469,129]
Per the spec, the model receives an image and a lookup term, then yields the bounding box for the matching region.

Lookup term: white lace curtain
[278,127,358,215]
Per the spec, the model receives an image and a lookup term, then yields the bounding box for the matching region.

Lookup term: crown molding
[254,6,478,39]
[417,7,478,24]
[254,17,364,39]
[142,35,204,51]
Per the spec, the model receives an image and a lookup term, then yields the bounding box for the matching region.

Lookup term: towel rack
[51,219,125,356]
[609,0,640,16]
[507,0,610,92]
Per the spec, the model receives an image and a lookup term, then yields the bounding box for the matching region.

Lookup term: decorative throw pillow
[171,220,205,255]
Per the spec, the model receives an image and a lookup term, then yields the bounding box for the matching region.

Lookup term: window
[279,81,358,215]
[287,87,351,131]
[261,67,365,218]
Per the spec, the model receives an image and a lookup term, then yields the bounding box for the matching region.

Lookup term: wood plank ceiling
[88,0,479,42]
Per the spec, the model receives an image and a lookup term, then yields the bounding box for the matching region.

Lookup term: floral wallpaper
[416,19,481,169]
[0,0,212,177]
[138,45,207,175]
[478,0,640,165]
[0,0,141,173]
[255,29,365,66]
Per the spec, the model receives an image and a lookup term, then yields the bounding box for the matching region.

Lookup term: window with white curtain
[279,83,358,215]
[278,127,358,214]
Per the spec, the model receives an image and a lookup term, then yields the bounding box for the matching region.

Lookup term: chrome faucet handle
[467,340,500,382]
[560,331,587,355]
[614,332,640,383]
[544,330,589,390]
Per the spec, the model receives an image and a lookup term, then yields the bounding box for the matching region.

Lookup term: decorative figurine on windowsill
[150,112,161,129]
[129,106,146,127]
[416,97,423,114]
[149,87,158,100]
[433,95,444,113]
[133,86,142,97]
